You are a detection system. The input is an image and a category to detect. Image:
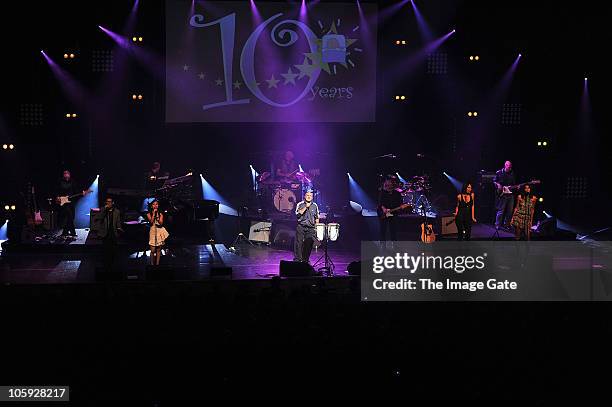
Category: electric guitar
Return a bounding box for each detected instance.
[32,186,43,225]
[496,179,541,196]
[56,189,92,206]
[25,184,43,226]
[378,203,410,218]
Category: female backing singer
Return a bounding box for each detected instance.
[454,183,477,240]
[511,184,537,240]
[147,200,169,265]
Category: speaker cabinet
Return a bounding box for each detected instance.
[279,260,314,277]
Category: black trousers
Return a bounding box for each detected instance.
[103,234,117,271]
[59,203,76,235]
[495,195,515,227]
[294,224,316,262]
[379,216,398,241]
[455,210,472,241]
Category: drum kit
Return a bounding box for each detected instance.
[257,169,318,214]
[398,175,434,216]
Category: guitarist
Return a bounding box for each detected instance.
[378,177,403,241]
[56,170,87,238]
[493,160,516,230]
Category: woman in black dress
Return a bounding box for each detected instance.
[454,183,477,240]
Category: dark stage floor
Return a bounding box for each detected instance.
[0,241,357,285]
[0,222,566,286]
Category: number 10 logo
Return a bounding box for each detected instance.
[190,12,322,110]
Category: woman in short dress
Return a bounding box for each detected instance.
[511,184,537,240]
[147,200,169,265]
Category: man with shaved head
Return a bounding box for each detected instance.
[493,160,517,229]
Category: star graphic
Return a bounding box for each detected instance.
[280,68,299,85]
[294,57,318,79]
[198,72,206,80]
[265,74,280,88]
[314,22,358,70]
[248,81,261,88]
[183,64,190,71]
[215,79,223,86]
[305,52,331,74]
[233,80,242,89]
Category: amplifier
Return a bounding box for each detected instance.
[440,215,458,235]
[249,221,272,243]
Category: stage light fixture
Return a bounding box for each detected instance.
[69,53,75,59]
[427,52,448,75]
[3,205,8,211]
[537,141,542,146]
[132,36,137,42]
[132,94,137,100]
[92,49,114,73]
[564,176,588,199]
[66,113,71,118]
[63,53,69,59]
[137,94,143,100]
[10,205,16,210]
[138,37,143,42]
[502,103,521,125]
[72,113,77,118]
[2,144,7,150]
[9,144,14,150]
[539,197,544,203]
[19,103,44,127]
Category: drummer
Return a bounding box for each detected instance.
[276,150,299,182]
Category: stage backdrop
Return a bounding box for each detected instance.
[165,1,377,123]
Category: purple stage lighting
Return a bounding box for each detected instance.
[40,50,90,108]
[411,0,434,41]
[250,0,263,26]
[377,0,410,24]
[99,25,130,48]
[299,0,307,21]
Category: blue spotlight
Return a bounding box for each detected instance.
[200,174,237,216]
[0,219,8,241]
[396,172,407,184]
[347,173,376,213]
[249,165,259,192]
[443,172,463,192]
[75,175,99,228]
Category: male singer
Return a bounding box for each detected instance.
[294,190,319,263]
[95,197,123,271]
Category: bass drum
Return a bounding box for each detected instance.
[273,188,296,213]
